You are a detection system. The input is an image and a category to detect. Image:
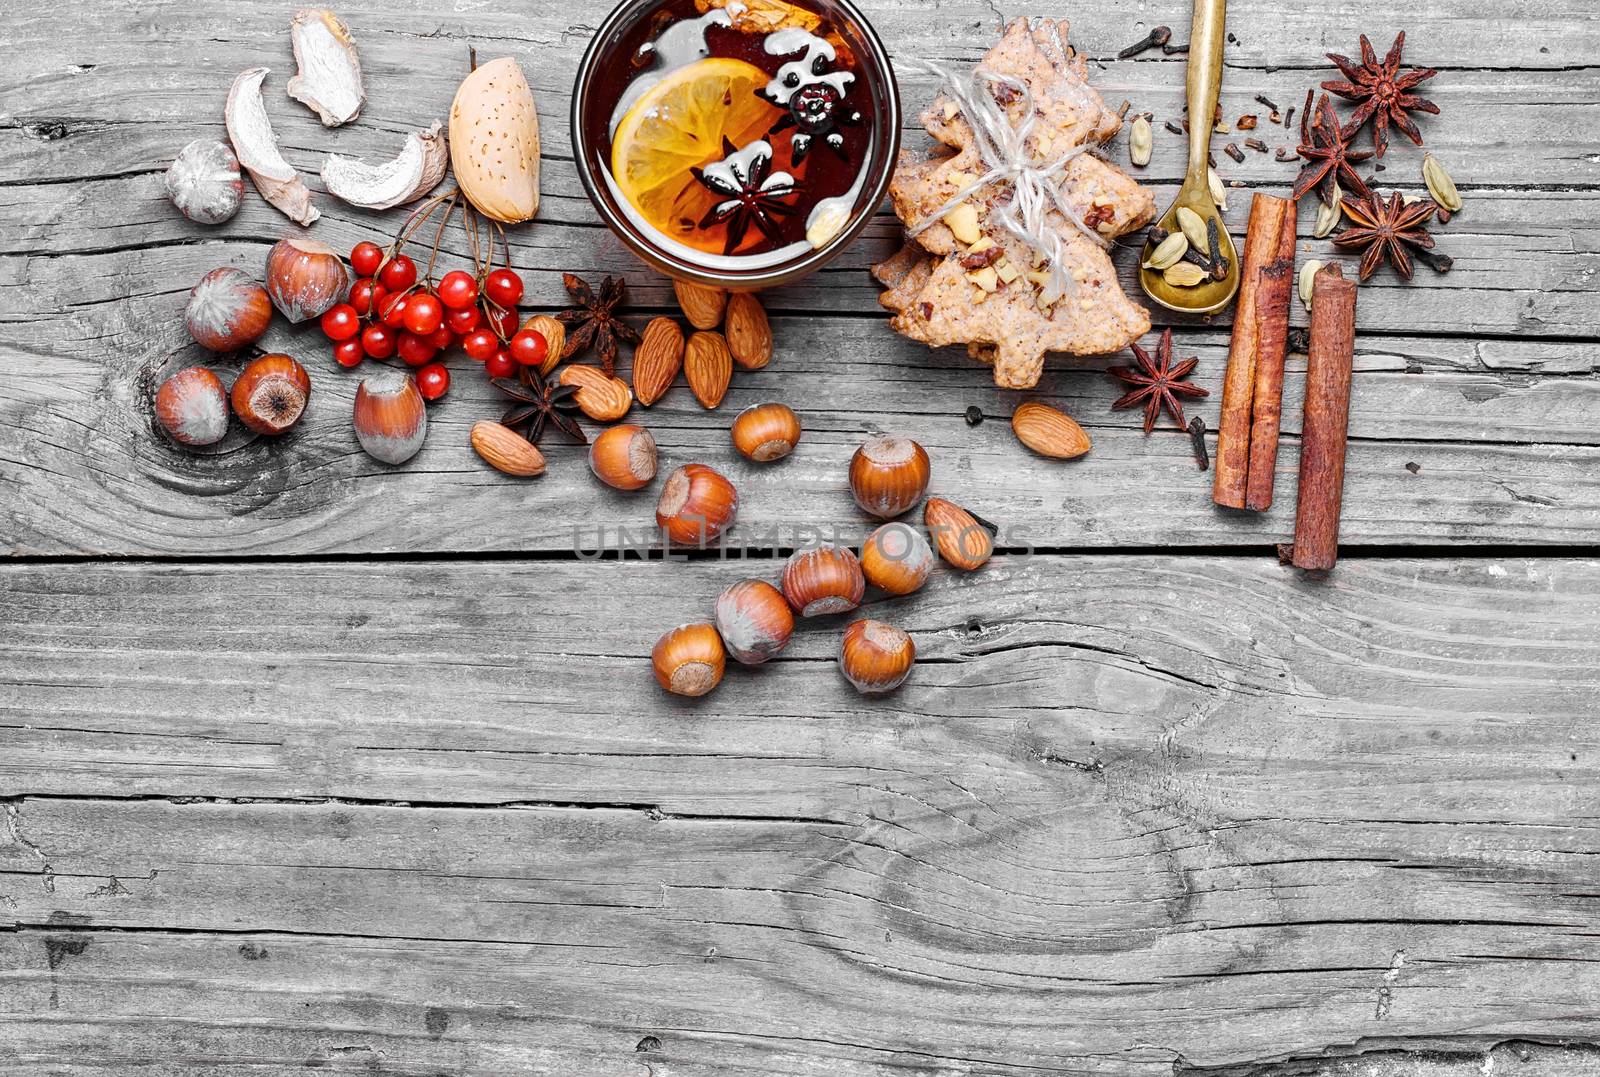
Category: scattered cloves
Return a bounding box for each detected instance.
[1224,143,1245,163]
[1117,25,1171,59]
[1414,248,1454,274]
[1188,416,1210,470]
[1245,137,1268,153]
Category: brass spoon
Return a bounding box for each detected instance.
[1138,0,1239,315]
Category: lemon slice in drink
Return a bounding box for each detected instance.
[611,58,781,247]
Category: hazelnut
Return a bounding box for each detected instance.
[185,267,272,352]
[652,623,726,697]
[230,354,310,435]
[860,522,934,596]
[839,619,915,695]
[714,580,794,665]
[165,138,243,225]
[353,370,427,465]
[782,545,865,618]
[154,367,229,447]
[265,236,349,323]
[848,435,930,519]
[656,464,738,546]
[731,403,802,463]
[589,424,658,491]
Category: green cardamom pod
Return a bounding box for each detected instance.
[1142,231,1189,270]
[1176,206,1210,252]
[1163,261,1208,288]
[1129,116,1153,167]
[1298,259,1324,312]
[1207,170,1227,212]
[1422,153,1462,212]
[1312,185,1341,239]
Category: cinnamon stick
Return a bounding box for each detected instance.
[1243,238,1296,509]
[1212,193,1297,510]
[1291,263,1358,571]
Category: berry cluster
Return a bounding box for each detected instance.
[318,238,551,403]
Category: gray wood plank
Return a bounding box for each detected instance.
[4,0,1597,556]
[4,314,1598,555]
[3,554,1597,814]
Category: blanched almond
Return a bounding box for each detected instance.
[558,365,633,422]
[470,421,546,477]
[673,280,728,330]
[725,292,773,370]
[632,316,685,406]
[685,331,733,410]
[1011,401,1091,459]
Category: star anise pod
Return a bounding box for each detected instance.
[1323,32,1439,158]
[491,365,587,445]
[1107,329,1210,434]
[554,274,640,376]
[1293,94,1373,205]
[1334,190,1436,280]
[691,137,802,256]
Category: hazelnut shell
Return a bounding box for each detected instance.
[714,580,795,665]
[154,367,230,447]
[782,546,865,618]
[849,435,930,519]
[230,354,310,436]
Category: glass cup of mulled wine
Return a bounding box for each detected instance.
[572,0,900,291]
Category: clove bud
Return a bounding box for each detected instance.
[1117,25,1171,59]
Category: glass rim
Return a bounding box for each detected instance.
[570,0,902,291]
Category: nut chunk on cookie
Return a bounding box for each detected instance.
[872,18,1154,389]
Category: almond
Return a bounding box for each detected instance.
[1010,401,1091,459]
[632,316,685,407]
[724,292,773,370]
[924,497,993,571]
[521,314,566,375]
[470,420,546,477]
[558,365,633,422]
[673,279,728,330]
[684,331,733,410]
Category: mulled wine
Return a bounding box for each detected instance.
[573,0,899,287]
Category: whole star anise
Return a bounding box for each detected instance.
[1323,32,1439,158]
[554,274,640,376]
[492,365,587,445]
[1293,94,1373,204]
[691,137,802,255]
[1107,329,1210,434]
[1334,190,1436,280]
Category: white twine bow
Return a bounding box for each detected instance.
[902,57,1108,305]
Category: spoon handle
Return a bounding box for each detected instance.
[1185,0,1228,189]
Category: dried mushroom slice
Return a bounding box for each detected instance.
[286,8,365,127]
[225,67,319,226]
[322,122,449,210]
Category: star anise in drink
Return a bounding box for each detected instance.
[1292,94,1373,204]
[554,274,640,376]
[691,137,802,255]
[1107,329,1209,434]
[1323,32,1439,158]
[492,365,587,445]
[1334,190,1436,280]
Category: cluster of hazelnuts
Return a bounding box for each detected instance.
[651,431,997,699]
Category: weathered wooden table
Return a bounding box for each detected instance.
[4,1,1599,1073]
